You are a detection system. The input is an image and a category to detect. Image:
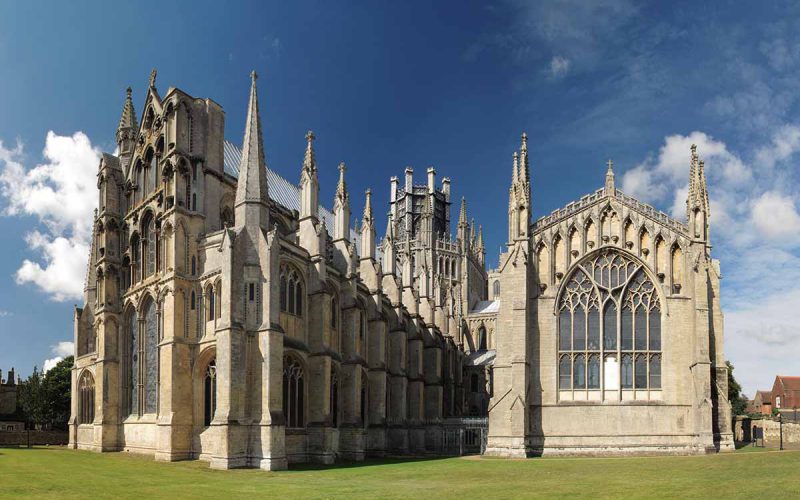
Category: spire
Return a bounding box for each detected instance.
[477,225,484,248]
[299,130,319,219]
[470,218,476,246]
[333,162,350,241]
[605,159,616,194]
[458,197,468,227]
[519,132,529,182]
[361,189,376,260]
[508,132,531,244]
[149,68,157,88]
[512,151,519,183]
[116,87,137,166]
[335,162,348,205]
[234,70,269,230]
[117,87,137,136]
[686,144,710,242]
[362,188,373,225]
[303,130,316,173]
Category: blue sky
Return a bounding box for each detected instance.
[1,1,799,396]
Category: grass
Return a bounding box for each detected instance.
[0,446,798,499]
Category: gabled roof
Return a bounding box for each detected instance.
[777,376,800,392]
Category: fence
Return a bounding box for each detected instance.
[442,417,488,456]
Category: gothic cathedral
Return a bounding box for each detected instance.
[69,71,734,468]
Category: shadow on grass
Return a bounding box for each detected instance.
[289,455,463,471]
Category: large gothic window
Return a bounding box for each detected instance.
[557,250,662,397]
[143,299,159,413]
[78,371,95,424]
[128,298,159,416]
[283,355,305,429]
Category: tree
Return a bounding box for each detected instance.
[726,360,748,416]
[42,356,73,430]
[18,367,45,428]
[18,356,74,430]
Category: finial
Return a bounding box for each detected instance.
[149,68,157,88]
[338,161,346,174]
[607,159,614,173]
[126,87,132,97]
[250,70,258,83]
[305,130,315,143]
[521,132,528,148]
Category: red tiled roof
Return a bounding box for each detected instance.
[777,376,800,392]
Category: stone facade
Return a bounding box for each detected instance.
[70,71,734,468]
[0,367,24,431]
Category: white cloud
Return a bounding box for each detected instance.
[42,341,74,374]
[0,131,100,301]
[42,357,62,373]
[754,124,800,169]
[751,191,800,240]
[548,56,571,78]
[0,310,11,317]
[52,341,74,358]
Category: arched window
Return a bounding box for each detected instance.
[330,367,339,428]
[78,371,95,424]
[478,326,487,351]
[283,355,305,429]
[215,281,222,320]
[557,249,662,396]
[190,255,196,276]
[279,264,304,316]
[143,298,158,414]
[130,234,140,283]
[142,214,156,278]
[207,286,215,321]
[203,360,216,426]
[190,291,196,310]
[493,280,501,300]
[330,297,338,329]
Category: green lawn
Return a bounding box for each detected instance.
[0,446,797,499]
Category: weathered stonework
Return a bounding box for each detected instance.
[70,72,734,468]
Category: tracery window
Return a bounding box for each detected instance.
[493,280,500,300]
[283,355,305,429]
[557,249,662,396]
[78,371,95,424]
[203,359,216,426]
[279,265,304,316]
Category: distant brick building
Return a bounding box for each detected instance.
[751,390,772,415]
[771,376,800,413]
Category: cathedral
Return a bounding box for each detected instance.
[69,70,734,469]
